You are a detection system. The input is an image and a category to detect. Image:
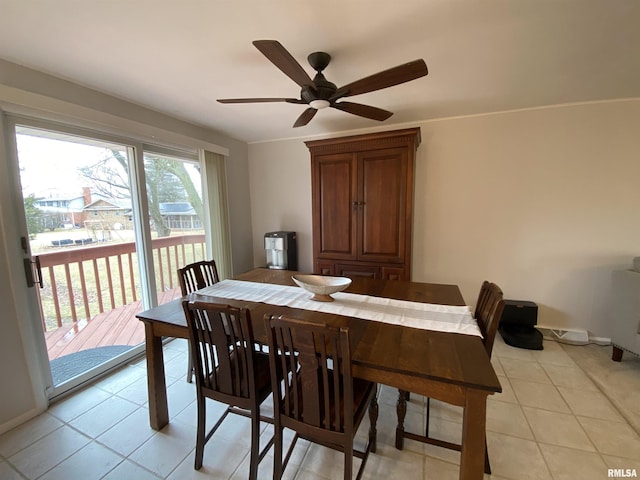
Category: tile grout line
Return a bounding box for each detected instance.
[3,338,638,479]
[525,349,604,476]
[558,343,640,438]
[495,341,602,478]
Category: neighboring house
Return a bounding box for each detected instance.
[159,202,201,230]
[83,198,202,232]
[83,198,134,231]
[34,187,108,229]
[34,194,83,229]
[34,189,201,233]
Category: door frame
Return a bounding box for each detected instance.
[2,113,202,400]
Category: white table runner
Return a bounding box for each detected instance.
[197,279,482,337]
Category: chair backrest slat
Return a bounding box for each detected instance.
[178,260,220,295]
[298,328,322,426]
[474,280,491,324]
[474,281,505,357]
[265,315,353,434]
[183,300,256,399]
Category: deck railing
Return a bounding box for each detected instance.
[36,234,205,331]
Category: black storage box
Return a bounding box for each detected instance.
[501,300,538,327]
[498,300,543,350]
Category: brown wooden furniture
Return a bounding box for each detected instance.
[178,259,220,382]
[475,281,505,357]
[306,128,421,281]
[396,281,505,475]
[182,300,273,477]
[136,268,501,480]
[264,315,378,480]
[178,259,220,295]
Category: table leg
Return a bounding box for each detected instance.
[612,346,624,362]
[395,389,407,449]
[459,389,488,480]
[368,392,378,453]
[144,322,169,430]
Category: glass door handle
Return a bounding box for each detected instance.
[24,256,44,288]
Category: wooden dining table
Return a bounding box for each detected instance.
[136,268,501,480]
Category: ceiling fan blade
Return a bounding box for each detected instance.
[333,59,428,99]
[331,101,393,121]
[253,40,314,88]
[217,98,303,104]
[293,108,318,128]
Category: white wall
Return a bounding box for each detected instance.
[248,100,640,338]
[225,142,254,276]
[248,139,313,271]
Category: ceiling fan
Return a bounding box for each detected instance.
[217,40,428,128]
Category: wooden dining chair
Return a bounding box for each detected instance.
[178,259,220,382]
[474,281,503,358]
[182,300,273,478]
[397,281,505,474]
[264,314,378,480]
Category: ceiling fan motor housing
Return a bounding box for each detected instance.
[301,52,337,104]
[301,74,337,103]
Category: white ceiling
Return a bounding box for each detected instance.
[1,0,639,143]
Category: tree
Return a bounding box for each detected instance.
[23,194,44,237]
[163,161,203,220]
[79,150,202,237]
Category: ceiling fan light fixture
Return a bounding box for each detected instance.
[309,99,330,110]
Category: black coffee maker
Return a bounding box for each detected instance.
[264,231,297,270]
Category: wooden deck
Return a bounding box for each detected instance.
[45,288,183,360]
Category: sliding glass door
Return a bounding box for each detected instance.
[142,150,205,306]
[7,118,207,397]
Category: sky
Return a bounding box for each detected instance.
[16,130,122,199]
[15,128,202,201]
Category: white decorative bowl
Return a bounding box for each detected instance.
[291,274,352,302]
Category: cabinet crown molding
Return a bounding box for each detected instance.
[305,128,421,155]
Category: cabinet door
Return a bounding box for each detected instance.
[312,154,358,260]
[357,147,408,263]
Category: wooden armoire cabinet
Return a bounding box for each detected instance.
[306,128,421,281]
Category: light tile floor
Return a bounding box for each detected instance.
[1,335,639,479]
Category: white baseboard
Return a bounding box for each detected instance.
[536,326,611,346]
[0,406,45,436]
[587,336,611,346]
[537,326,589,345]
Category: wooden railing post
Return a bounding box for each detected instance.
[36,234,205,331]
